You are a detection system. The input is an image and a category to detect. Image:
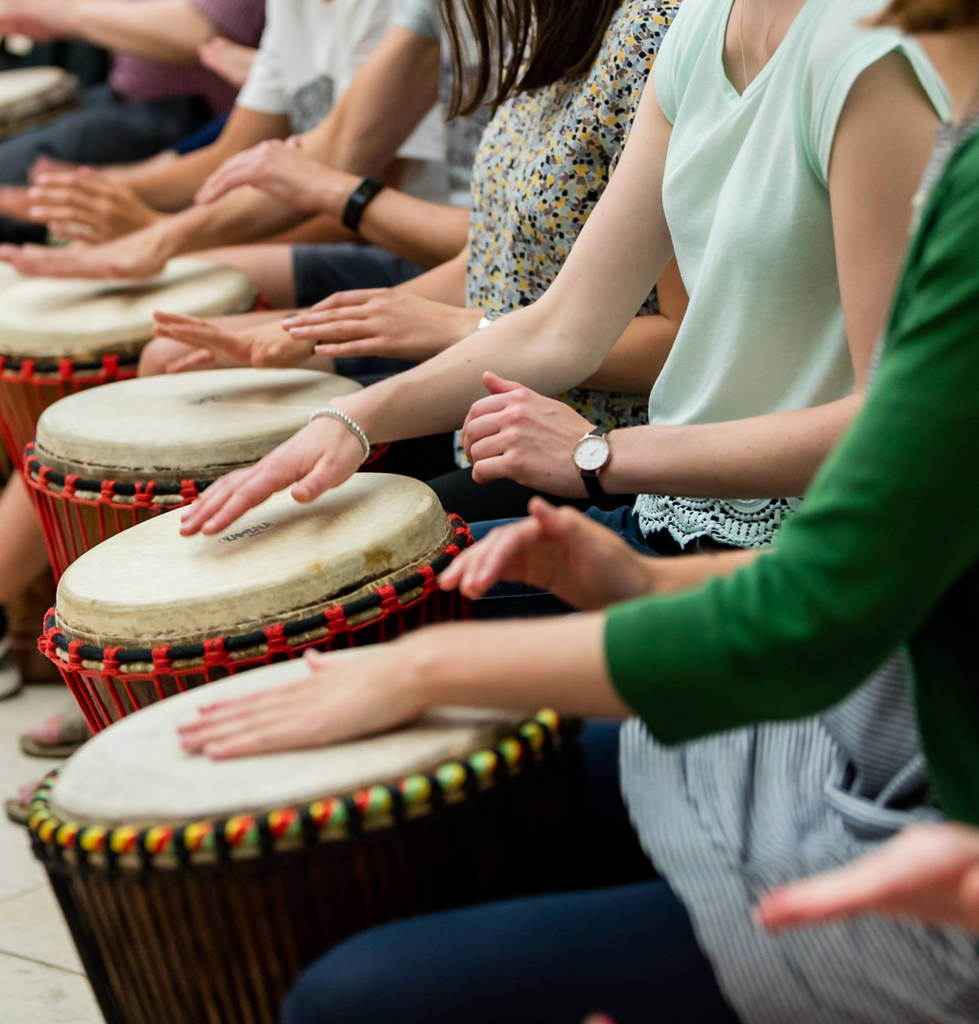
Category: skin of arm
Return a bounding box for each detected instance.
[462,51,942,500]
[0,25,443,277]
[178,52,937,534]
[175,508,755,758]
[0,0,217,60]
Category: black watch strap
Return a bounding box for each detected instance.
[580,427,608,501]
[341,176,385,232]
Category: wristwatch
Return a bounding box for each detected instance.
[573,427,612,500]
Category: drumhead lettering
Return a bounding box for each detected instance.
[187,394,224,405]
[221,522,274,544]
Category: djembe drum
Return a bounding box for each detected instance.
[0,66,78,139]
[0,258,254,468]
[27,657,581,1024]
[40,475,472,729]
[23,367,363,576]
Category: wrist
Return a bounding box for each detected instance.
[324,170,361,220]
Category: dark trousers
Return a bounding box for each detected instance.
[280,723,740,1024]
[0,83,211,241]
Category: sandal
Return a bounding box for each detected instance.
[4,779,42,827]
[19,704,91,758]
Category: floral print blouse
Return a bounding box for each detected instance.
[466,0,678,433]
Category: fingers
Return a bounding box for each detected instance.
[289,289,385,318]
[292,451,345,503]
[166,347,217,374]
[0,242,113,278]
[438,517,542,598]
[152,311,250,362]
[482,369,525,395]
[195,158,256,206]
[286,313,373,342]
[313,338,387,359]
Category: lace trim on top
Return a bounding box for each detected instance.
[633,493,803,549]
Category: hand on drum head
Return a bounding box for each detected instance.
[25,168,159,243]
[179,414,364,535]
[0,226,169,279]
[154,311,314,371]
[437,497,656,609]
[755,823,979,934]
[177,647,426,759]
[282,288,483,363]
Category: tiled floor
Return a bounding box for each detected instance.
[0,684,103,1023]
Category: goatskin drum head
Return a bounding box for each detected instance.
[56,474,453,646]
[49,654,521,825]
[0,258,254,358]
[34,367,362,479]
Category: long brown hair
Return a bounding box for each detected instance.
[440,0,623,116]
[873,0,979,31]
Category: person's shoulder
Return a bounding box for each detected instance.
[801,0,938,102]
[598,0,681,76]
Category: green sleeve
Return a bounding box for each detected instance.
[606,136,979,744]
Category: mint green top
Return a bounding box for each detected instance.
[607,130,979,828]
[633,0,949,548]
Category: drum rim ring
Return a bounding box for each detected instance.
[26,709,573,870]
[40,516,473,670]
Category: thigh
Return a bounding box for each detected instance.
[292,242,422,307]
[196,244,297,308]
[282,880,740,1024]
[0,90,205,182]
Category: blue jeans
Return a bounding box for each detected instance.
[281,722,739,1024]
[470,506,655,619]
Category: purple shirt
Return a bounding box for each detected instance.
[109,0,266,115]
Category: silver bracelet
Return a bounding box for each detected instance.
[308,407,371,465]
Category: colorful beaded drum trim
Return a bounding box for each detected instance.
[0,351,142,378]
[25,443,211,508]
[28,710,571,869]
[40,516,472,674]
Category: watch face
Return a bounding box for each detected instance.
[574,434,610,472]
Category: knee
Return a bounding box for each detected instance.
[280,925,415,1024]
[138,337,183,377]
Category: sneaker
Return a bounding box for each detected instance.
[0,632,22,700]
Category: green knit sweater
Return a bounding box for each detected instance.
[606,131,979,827]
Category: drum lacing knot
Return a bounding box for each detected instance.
[417,564,437,595]
[202,637,227,670]
[179,478,200,503]
[263,623,289,657]
[132,483,155,510]
[151,646,173,674]
[323,605,348,639]
[66,640,85,671]
[378,583,401,615]
[38,463,59,492]
[101,646,122,676]
[99,479,115,503]
[102,353,119,379]
[57,358,73,382]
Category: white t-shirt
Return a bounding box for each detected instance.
[238,0,445,190]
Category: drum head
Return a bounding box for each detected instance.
[49,654,522,825]
[0,66,76,124]
[0,258,254,358]
[56,475,453,646]
[34,368,363,479]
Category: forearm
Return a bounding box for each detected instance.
[396,247,470,304]
[408,615,630,720]
[294,165,471,268]
[129,109,291,211]
[601,393,863,498]
[581,312,676,393]
[305,26,440,175]
[70,0,214,61]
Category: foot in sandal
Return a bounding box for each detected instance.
[19,703,91,758]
